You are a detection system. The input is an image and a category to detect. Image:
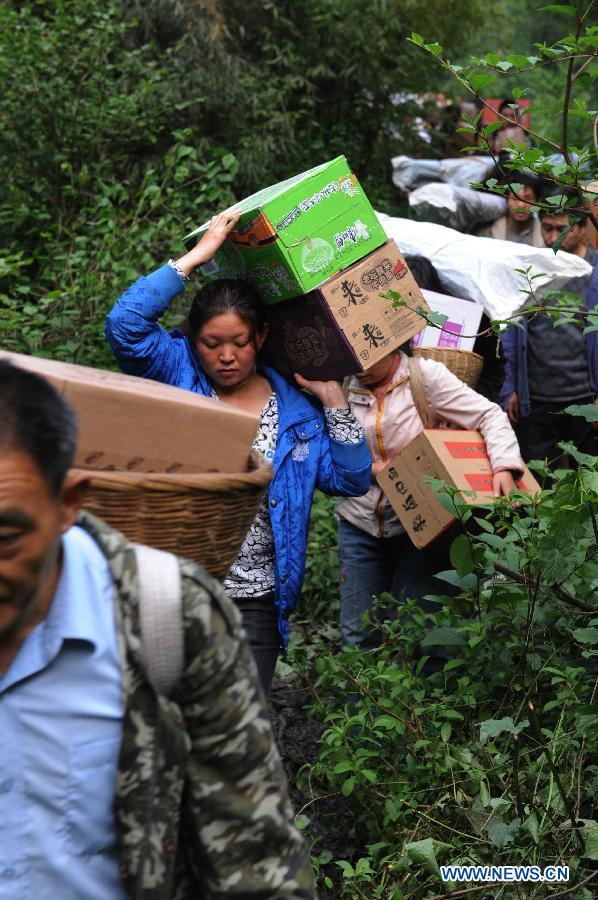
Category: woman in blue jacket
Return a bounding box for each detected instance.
[106,212,371,693]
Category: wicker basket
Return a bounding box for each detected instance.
[76,453,272,580]
[412,347,484,388]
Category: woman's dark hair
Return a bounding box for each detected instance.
[499,168,543,198]
[186,278,266,345]
[403,254,444,293]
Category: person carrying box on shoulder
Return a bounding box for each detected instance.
[338,345,524,650]
[105,212,371,694]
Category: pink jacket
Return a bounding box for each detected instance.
[337,353,524,538]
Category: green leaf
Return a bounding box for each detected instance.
[443,658,466,671]
[295,814,310,830]
[439,709,465,720]
[420,626,466,649]
[479,533,507,550]
[482,120,505,136]
[361,769,378,783]
[479,717,529,745]
[426,310,449,328]
[426,42,443,57]
[496,60,513,71]
[572,627,598,645]
[488,817,521,847]
[524,812,540,845]
[480,781,491,806]
[563,403,598,423]
[404,839,440,876]
[557,440,597,467]
[450,534,475,577]
[410,32,424,46]
[540,4,577,15]
[581,820,598,860]
[440,723,452,743]
[336,859,355,877]
[507,54,531,67]
[354,857,372,876]
[342,777,356,797]
[469,73,496,91]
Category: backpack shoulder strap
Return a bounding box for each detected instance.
[407,356,434,429]
[134,543,184,697]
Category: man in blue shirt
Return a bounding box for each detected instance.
[0,360,316,899]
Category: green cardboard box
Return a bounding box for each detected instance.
[182,156,387,303]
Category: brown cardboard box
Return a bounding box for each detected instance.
[261,240,430,380]
[377,429,541,548]
[0,351,258,474]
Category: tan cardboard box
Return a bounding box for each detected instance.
[262,240,430,380]
[0,351,258,474]
[377,429,541,549]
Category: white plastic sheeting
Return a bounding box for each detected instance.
[377,212,592,322]
[409,183,506,230]
[391,155,497,192]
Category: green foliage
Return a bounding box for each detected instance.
[145,0,487,206]
[300,461,598,897]
[0,1,237,364]
[409,1,597,204]
[0,0,497,365]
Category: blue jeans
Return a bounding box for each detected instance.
[338,517,452,649]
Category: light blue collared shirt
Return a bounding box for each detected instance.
[0,525,127,900]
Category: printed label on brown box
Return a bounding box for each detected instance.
[377,430,540,548]
[322,242,429,367]
[262,240,429,380]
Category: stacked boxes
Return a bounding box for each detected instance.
[261,241,430,380]
[184,156,429,378]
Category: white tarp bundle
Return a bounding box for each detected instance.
[391,155,497,193]
[376,212,592,322]
[409,183,506,230]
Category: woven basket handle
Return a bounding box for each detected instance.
[407,356,434,429]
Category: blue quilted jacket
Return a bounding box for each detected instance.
[106,265,371,647]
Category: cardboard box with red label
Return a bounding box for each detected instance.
[377,429,541,548]
[261,240,430,380]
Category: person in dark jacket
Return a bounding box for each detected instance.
[500,196,597,468]
[106,212,371,693]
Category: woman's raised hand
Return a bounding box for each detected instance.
[196,211,241,263]
[175,210,240,278]
[294,374,349,409]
